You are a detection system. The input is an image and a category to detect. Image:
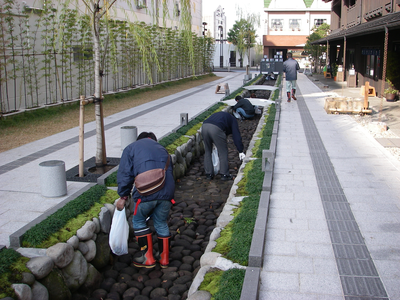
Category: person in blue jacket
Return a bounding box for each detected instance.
[283,52,300,102]
[201,111,245,180]
[116,131,174,268]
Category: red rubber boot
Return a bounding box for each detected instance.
[133,233,156,268]
[157,236,170,268]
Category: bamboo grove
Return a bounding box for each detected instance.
[0,0,215,114]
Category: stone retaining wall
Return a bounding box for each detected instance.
[11,197,132,300]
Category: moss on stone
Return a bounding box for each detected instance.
[199,269,223,296]
[36,189,118,248]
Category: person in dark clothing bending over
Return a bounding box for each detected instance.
[201,111,245,181]
[282,52,300,102]
[116,132,174,269]
[233,96,255,120]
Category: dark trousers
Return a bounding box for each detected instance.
[202,123,229,176]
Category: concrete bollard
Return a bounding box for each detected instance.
[180,113,188,126]
[39,160,67,197]
[121,126,137,150]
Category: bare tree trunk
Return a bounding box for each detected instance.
[93,3,107,167]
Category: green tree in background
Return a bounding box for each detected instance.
[227,15,258,68]
[304,23,330,73]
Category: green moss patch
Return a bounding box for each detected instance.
[0,248,30,298]
[21,185,110,248]
[199,268,245,300]
[37,189,119,248]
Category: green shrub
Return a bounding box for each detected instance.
[21,185,108,247]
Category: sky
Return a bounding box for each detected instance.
[202,0,265,43]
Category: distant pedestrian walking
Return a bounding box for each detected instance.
[283,52,300,102]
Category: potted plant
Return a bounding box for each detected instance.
[384,79,398,102]
[331,63,338,80]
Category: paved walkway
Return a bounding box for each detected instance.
[259,74,400,299]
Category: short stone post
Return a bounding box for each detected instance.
[180,113,188,126]
[121,126,137,151]
[39,160,67,197]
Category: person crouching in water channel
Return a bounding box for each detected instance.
[116,131,174,268]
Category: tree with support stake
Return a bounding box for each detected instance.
[61,0,195,169]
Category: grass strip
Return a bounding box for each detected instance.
[199,268,245,300]
[21,185,108,247]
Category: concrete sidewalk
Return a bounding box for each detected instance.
[0,71,245,248]
[259,73,400,299]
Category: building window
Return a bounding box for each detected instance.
[289,19,301,31]
[362,48,380,81]
[314,19,326,27]
[271,19,283,30]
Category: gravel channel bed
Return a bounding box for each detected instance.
[79,113,263,300]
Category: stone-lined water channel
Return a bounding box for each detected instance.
[74,112,263,300]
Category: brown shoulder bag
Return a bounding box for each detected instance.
[135,155,170,196]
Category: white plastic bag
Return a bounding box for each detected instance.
[109,208,129,256]
[212,144,220,175]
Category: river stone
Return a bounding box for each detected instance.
[31,281,49,300]
[110,282,128,295]
[182,256,195,265]
[76,221,96,241]
[161,271,179,281]
[175,147,184,164]
[91,289,107,299]
[79,263,103,294]
[46,243,74,268]
[61,250,88,291]
[26,256,54,279]
[123,287,140,298]
[84,239,97,262]
[78,242,89,255]
[39,269,72,300]
[171,154,177,165]
[188,290,212,300]
[104,203,115,218]
[150,287,167,298]
[92,217,101,233]
[90,233,110,270]
[101,277,116,292]
[174,275,192,285]
[186,151,193,166]
[67,235,79,249]
[21,272,35,285]
[169,283,187,295]
[99,206,112,233]
[12,283,32,300]
[144,277,161,288]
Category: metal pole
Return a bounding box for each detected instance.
[379,26,389,121]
